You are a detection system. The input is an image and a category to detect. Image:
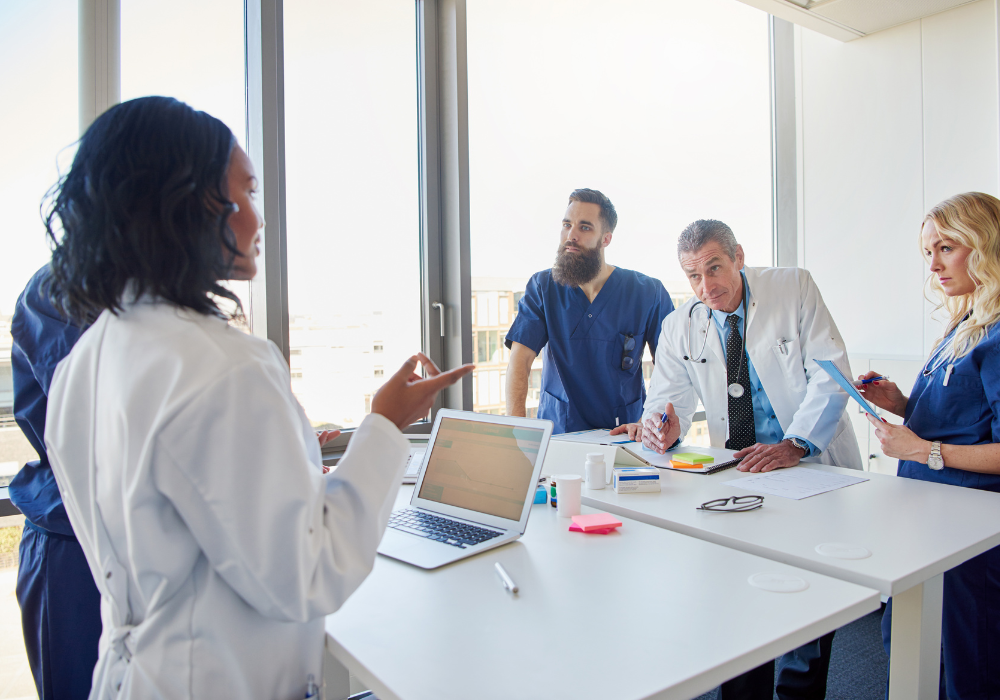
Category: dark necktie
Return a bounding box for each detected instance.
[725,314,756,451]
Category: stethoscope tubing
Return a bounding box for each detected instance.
[684,280,749,390]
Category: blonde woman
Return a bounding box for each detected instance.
[862,191,1000,699]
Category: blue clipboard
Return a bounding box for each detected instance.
[815,359,883,419]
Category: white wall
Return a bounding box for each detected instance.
[794,0,999,467]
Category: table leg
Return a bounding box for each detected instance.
[324,636,351,700]
[888,574,943,700]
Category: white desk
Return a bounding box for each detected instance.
[547,440,1000,700]
[324,488,879,700]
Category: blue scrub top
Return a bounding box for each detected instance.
[9,265,85,536]
[901,322,1000,491]
[505,267,674,434]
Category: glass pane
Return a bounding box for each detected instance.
[121,0,251,320]
[467,0,771,432]
[284,0,420,430]
[0,0,77,482]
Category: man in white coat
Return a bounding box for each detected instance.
[612,219,861,700]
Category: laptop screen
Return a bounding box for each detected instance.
[416,417,545,521]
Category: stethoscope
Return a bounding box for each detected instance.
[683,278,749,399]
[921,313,969,387]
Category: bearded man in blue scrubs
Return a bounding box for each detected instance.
[504,189,674,433]
[10,265,101,699]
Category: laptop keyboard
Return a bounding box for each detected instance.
[388,509,504,549]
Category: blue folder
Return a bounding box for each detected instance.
[815,359,882,419]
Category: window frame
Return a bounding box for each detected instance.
[77,0,785,455]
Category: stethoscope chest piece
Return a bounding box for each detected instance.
[728,383,745,399]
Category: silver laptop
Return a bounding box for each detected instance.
[378,409,553,569]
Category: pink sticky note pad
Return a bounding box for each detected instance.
[571,513,623,532]
[569,523,617,534]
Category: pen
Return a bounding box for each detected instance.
[494,562,518,594]
[854,375,888,386]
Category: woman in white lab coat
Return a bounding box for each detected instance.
[41,96,472,700]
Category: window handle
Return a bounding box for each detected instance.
[432,302,445,337]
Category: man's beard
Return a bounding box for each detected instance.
[551,241,602,286]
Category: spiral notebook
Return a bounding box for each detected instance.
[619,446,745,474]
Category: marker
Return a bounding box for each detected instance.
[495,562,518,594]
[854,375,888,387]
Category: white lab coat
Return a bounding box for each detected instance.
[45,300,410,700]
[644,266,863,470]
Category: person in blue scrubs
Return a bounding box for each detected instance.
[10,264,101,700]
[864,191,1000,700]
[504,188,674,433]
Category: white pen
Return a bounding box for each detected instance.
[494,562,518,594]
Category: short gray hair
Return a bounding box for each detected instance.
[677,219,739,261]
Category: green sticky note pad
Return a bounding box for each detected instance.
[671,452,714,464]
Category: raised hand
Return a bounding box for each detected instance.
[371,353,475,430]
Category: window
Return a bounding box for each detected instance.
[467,0,772,422]
[120,0,252,321]
[284,0,420,430]
[0,0,78,479]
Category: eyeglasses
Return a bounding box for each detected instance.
[697,495,764,512]
[621,334,636,370]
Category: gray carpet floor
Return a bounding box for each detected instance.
[693,606,889,700]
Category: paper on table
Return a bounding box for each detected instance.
[402,447,427,484]
[554,429,633,445]
[724,467,869,500]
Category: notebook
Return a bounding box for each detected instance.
[619,445,744,474]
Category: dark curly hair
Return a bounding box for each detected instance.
[44,96,242,325]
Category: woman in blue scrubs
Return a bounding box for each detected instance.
[863,191,1000,699]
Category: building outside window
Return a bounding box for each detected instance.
[284,0,421,430]
[467,0,770,439]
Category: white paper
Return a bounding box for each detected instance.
[402,447,427,484]
[554,429,634,446]
[724,467,869,500]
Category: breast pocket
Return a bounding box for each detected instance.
[771,338,807,394]
[617,331,645,375]
[926,371,986,426]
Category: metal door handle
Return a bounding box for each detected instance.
[432,302,445,337]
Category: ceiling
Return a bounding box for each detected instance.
[736,0,984,41]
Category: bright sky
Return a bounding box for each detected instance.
[1,0,771,320]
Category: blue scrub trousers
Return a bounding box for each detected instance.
[882,544,1000,700]
[16,520,102,700]
[775,632,836,699]
[718,633,834,700]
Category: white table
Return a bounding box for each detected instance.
[546,440,1000,699]
[324,487,879,700]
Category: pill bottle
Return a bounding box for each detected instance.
[550,478,557,508]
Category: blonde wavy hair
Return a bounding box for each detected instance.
[924,192,1000,359]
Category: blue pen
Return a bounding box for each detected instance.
[854,375,888,386]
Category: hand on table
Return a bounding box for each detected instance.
[857,370,907,417]
[867,413,930,462]
[734,440,806,472]
[371,352,475,430]
[609,422,641,441]
[637,403,680,455]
